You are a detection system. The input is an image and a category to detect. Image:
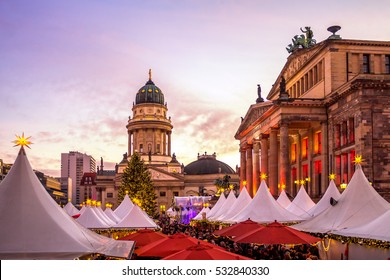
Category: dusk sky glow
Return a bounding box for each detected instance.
[1,0,390,177]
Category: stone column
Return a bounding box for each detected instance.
[168,131,172,156]
[260,134,269,179]
[279,122,290,195]
[162,130,166,155]
[253,141,260,196]
[133,130,138,153]
[240,146,247,191]
[246,144,253,197]
[128,131,132,156]
[321,121,329,195]
[269,128,278,196]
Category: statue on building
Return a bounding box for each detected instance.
[256,84,264,103]
[286,26,316,53]
[278,76,289,100]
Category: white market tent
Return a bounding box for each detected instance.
[208,190,237,221]
[75,206,112,229]
[306,180,341,218]
[114,194,134,220]
[333,209,390,242]
[204,192,226,219]
[293,165,390,234]
[276,189,292,209]
[94,206,117,226]
[218,187,252,222]
[192,207,210,220]
[0,147,134,259]
[104,207,122,223]
[113,204,158,229]
[228,180,302,224]
[63,201,79,217]
[286,185,316,219]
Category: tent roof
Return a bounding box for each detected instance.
[228,180,302,224]
[0,148,134,259]
[114,194,134,219]
[104,207,121,223]
[286,185,315,219]
[63,201,79,217]
[306,180,341,218]
[276,189,291,209]
[113,204,158,229]
[208,190,237,221]
[204,192,226,218]
[218,187,252,222]
[293,165,390,234]
[333,209,390,241]
[75,206,111,229]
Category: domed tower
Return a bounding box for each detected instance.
[126,70,173,164]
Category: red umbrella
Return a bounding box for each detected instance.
[162,243,252,260]
[135,233,223,258]
[118,229,167,247]
[233,221,321,245]
[213,219,264,237]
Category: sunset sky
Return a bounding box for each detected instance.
[1,0,390,177]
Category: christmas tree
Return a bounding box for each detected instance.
[118,152,157,217]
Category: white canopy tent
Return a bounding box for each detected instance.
[286,185,316,219]
[75,206,112,229]
[63,201,79,217]
[104,207,122,223]
[203,192,226,219]
[333,209,390,242]
[208,190,237,221]
[218,187,252,222]
[228,180,302,224]
[192,207,210,220]
[114,194,134,220]
[293,165,390,234]
[276,189,291,209]
[0,147,134,259]
[113,204,159,229]
[306,180,341,218]
[94,206,117,226]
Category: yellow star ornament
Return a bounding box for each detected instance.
[353,155,363,165]
[13,133,32,149]
[329,173,336,180]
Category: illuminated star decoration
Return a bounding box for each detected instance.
[353,155,363,165]
[13,133,32,149]
[329,173,336,180]
[260,173,268,180]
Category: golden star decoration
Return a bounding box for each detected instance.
[13,133,32,149]
[353,155,363,165]
[329,173,336,180]
[260,173,268,180]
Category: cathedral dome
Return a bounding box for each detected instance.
[184,153,235,175]
[135,69,165,105]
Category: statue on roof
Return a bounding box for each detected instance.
[286,26,316,53]
[256,84,264,103]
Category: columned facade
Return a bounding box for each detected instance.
[235,38,390,201]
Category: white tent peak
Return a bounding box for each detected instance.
[0,148,134,259]
[293,165,390,233]
[307,180,341,218]
[276,189,292,209]
[114,194,134,219]
[208,190,237,221]
[228,180,302,223]
[286,185,316,219]
[218,186,252,222]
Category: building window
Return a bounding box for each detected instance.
[159,191,166,197]
[349,150,356,180]
[342,121,348,146]
[173,191,179,197]
[107,192,113,198]
[348,118,355,144]
[363,54,370,73]
[314,132,322,155]
[335,155,341,185]
[335,124,341,148]
[302,137,308,160]
[139,144,143,153]
[291,143,297,163]
[385,55,390,74]
[156,144,160,153]
[342,153,348,184]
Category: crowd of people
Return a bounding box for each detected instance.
[156,215,319,260]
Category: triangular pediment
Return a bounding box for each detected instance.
[148,166,184,181]
[235,102,274,138]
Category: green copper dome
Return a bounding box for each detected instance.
[135,70,165,105]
